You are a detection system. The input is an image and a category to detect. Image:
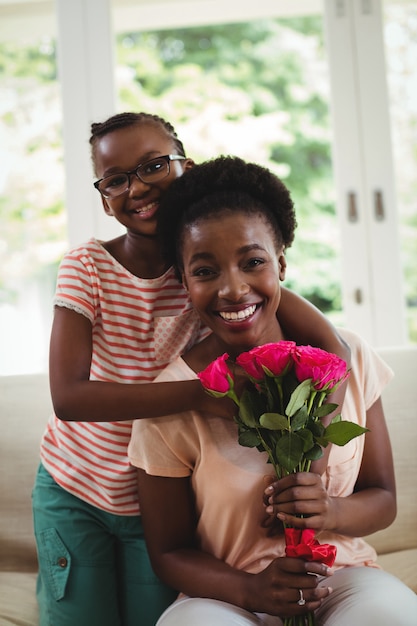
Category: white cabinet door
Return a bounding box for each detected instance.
[324,0,407,345]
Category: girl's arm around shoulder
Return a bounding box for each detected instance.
[136,469,332,617]
[49,306,232,422]
[278,287,350,363]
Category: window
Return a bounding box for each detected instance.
[383,0,417,341]
[0,33,66,374]
[115,16,343,322]
[0,0,415,376]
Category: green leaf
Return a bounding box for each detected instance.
[259,412,288,430]
[322,421,369,446]
[275,432,304,472]
[304,444,324,460]
[280,370,299,398]
[315,436,330,448]
[313,402,338,418]
[204,388,228,399]
[310,419,325,437]
[238,389,260,428]
[238,430,262,448]
[296,427,314,452]
[285,379,312,417]
[291,405,309,431]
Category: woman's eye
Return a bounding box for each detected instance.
[192,267,215,278]
[246,257,265,268]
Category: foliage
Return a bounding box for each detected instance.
[116,17,341,311]
[0,38,65,306]
[198,343,364,477]
[0,14,416,334]
[0,39,57,81]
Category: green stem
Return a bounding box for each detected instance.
[275,376,284,414]
[227,389,241,406]
[283,613,316,626]
[256,427,282,479]
[318,390,327,407]
[306,389,318,415]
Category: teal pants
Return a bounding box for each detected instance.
[32,464,178,626]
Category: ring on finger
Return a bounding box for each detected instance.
[297,589,306,606]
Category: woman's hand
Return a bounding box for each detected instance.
[245,556,333,617]
[137,470,334,618]
[263,398,397,538]
[263,472,337,532]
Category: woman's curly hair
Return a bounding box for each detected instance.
[157,155,297,275]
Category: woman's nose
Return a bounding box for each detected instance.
[218,271,250,301]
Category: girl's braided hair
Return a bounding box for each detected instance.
[157,155,297,276]
[89,112,186,167]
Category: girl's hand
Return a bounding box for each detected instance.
[263,472,336,532]
[199,393,237,419]
[246,556,332,617]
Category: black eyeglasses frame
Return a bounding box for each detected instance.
[93,154,186,198]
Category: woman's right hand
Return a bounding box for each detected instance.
[263,472,335,532]
[244,556,333,618]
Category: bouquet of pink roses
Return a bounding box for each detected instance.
[198,341,368,626]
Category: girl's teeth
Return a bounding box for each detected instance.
[135,202,156,214]
[219,305,256,321]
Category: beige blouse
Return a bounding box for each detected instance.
[128,328,393,572]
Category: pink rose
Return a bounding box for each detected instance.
[198,353,233,395]
[293,345,348,391]
[236,341,296,380]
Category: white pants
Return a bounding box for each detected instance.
[156,567,417,626]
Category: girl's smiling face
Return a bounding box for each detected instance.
[94,122,193,236]
[181,211,287,357]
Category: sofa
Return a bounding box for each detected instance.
[1,345,416,625]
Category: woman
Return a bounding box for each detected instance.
[128,156,417,625]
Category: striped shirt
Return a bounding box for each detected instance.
[40,238,206,515]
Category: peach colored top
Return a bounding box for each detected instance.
[128,328,393,572]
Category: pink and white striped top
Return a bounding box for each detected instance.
[40,238,206,515]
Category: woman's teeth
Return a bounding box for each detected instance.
[219,305,256,322]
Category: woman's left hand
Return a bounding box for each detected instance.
[263,472,336,532]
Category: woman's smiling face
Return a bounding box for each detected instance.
[181,211,287,356]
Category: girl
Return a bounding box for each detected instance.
[32,114,349,626]
[128,155,416,625]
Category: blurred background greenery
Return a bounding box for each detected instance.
[0,8,415,374]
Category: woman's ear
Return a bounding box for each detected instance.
[181,272,189,292]
[278,253,287,281]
